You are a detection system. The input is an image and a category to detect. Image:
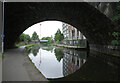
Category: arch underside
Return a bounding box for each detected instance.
[4,2,116,49]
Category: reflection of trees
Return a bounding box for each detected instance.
[26,48,31,54]
[54,48,64,62]
[32,48,39,56]
[26,46,40,56]
[41,46,54,53]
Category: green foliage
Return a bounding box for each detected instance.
[25,34,31,42]
[116,2,120,14]
[112,32,120,39]
[54,48,64,62]
[111,32,120,45]
[0,53,4,59]
[54,29,64,43]
[56,40,59,44]
[19,34,25,42]
[111,14,120,20]
[41,36,52,43]
[16,44,26,47]
[16,33,31,43]
[111,40,120,45]
[25,43,40,52]
[25,44,40,55]
[0,53,2,58]
[41,46,54,52]
[31,31,39,40]
[25,43,40,48]
[32,48,39,56]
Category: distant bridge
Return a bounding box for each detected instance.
[40,40,48,43]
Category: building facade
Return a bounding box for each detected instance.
[62,23,86,47]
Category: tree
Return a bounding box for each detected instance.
[24,34,31,42]
[54,29,64,43]
[16,33,31,43]
[32,48,39,56]
[41,36,52,44]
[31,31,39,40]
[19,33,25,42]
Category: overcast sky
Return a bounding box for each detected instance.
[23,21,63,39]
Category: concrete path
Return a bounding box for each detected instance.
[0,54,2,83]
[2,47,47,81]
[3,47,31,81]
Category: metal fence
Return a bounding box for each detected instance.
[64,39,87,48]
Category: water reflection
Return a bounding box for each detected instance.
[26,46,40,56]
[26,45,120,81]
[54,48,64,62]
[27,45,88,79]
[41,46,54,53]
[63,49,87,77]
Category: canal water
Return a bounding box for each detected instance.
[26,45,120,81]
[27,45,88,79]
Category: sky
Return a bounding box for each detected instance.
[23,21,63,39]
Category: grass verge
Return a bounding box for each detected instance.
[0,54,2,58]
[16,43,40,48]
[25,43,40,51]
[16,44,26,47]
[0,53,4,59]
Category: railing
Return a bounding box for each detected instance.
[63,39,87,48]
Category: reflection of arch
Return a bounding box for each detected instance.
[5,2,116,50]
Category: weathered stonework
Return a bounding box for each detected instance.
[4,2,119,56]
[90,44,120,56]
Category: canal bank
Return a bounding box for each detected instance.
[54,44,88,50]
[0,54,2,83]
[2,47,48,81]
[90,44,120,57]
[55,44,120,58]
[54,44,85,49]
[23,50,48,81]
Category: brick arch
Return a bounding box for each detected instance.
[4,2,116,49]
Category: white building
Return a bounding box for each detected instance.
[62,23,86,45]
